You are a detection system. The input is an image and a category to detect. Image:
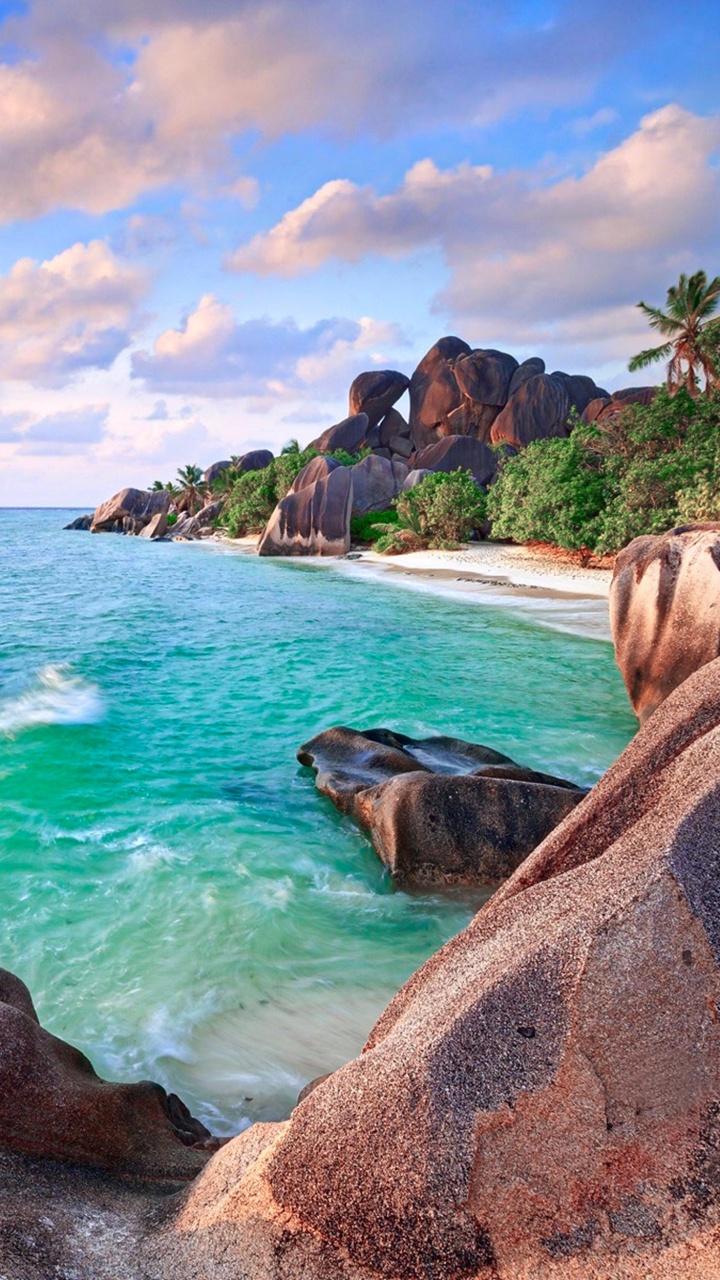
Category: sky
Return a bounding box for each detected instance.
[0,0,718,505]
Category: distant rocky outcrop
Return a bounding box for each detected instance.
[610,522,720,723]
[63,514,93,530]
[91,487,171,534]
[298,726,583,887]
[258,464,352,556]
[0,969,216,1181]
[204,451,274,486]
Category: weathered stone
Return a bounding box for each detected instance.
[169,513,201,539]
[387,434,413,459]
[63,513,93,530]
[204,459,232,485]
[507,356,545,397]
[354,771,584,887]
[206,451,273,485]
[378,407,410,448]
[413,434,496,486]
[490,373,571,449]
[349,370,410,427]
[288,455,341,494]
[91,488,171,533]
[402,467,431,491]
[138,511,168,540]
[391,460,409,490]
[581,395,612,423]
[610,523,720,723]
[550,371,602,416]
[350,455,404,515]
[195,499,225,526]
[0,969,214,1181]
[454,348,518,407]
[258,466,352,557]
[161,659,720,1280]
[308,413,369,456]
[408,336,471,450]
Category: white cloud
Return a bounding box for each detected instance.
[228,106,720,360]
[0,240,148,385]
[0,0,663,219]
[131,294,407,399]
[0,402,109,454]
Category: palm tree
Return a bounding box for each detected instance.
[175,464,205,514]
[629,270,720,396]
[280,437,301,455]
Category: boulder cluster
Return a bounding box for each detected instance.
[73,337,656,556]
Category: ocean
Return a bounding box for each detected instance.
[0,509,636,1134]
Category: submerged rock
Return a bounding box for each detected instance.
[298,726,582,886]
[158,658,720,1279]
[610,522,720,723]
[63,514,92,530]
[0,969,215,1181]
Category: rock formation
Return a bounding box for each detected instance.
[298,726,583,886]
[90,488,171,534]
[348,370,409,427]
[583,386,656,424]
[413,434,497,487]
[610,522,720,723]
[308,413,370,456]
[0,969,215,1181]
[258,464,352,556]
[490,373,572,449]
[149,657,720,1278]
[350,455,408,515]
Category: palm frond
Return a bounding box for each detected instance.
[636,301,682,335]
[628,342,673,372]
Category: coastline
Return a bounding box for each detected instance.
[223,537,614,643]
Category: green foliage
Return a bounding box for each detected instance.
[350,509,398,543]
[374,469,487,554]
[224,448,318,536]
[629,270,720,395]
[166,512,178,526]
[486,389,720,554]
[326,446,371,467]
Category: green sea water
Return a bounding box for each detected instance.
[0,509,636,1134]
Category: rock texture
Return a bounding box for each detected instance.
[309,413,369,456]
[258,465,352,557]
[490,373,571,449]
[583,386,656,425]
[152,657,720,1279]
[298,726,582,886]
[610,523,720,723]
[90,488,171,534]
[138,511,168,540]
[0,969,214,1181]
[349,370,409,427]
[413,434,497,487]
[408,336,471,449]
[63,514,92,530]
[350,455,406,515]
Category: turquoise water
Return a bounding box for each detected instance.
[0,510,636,1134]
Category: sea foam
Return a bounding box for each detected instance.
[0,664,104,736]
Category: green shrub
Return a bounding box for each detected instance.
[224,448,318,536]
[350,509,398,543]
[166,512,178,526]
[486,388,720,554]
[374,469,487,554]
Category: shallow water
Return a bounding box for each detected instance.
[0,510,636,1133]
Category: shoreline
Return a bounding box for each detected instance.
[222,537,614,643]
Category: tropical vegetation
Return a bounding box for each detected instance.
[372,470,487,553]
[628,270,720,395]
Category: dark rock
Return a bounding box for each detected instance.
[490,374,571,449]
[169,513,201,539]
[0,969,214,1181]
[408,337,471,450]
[91,488,171,534]
[195,499,225,526]
[454,348,518,407]
[581,396,612,424]
[349,370,409,427]
[507,356,546,397]
[204,459,232,486]
[288,456,341,494]
[378,407,410,448]
[610,523,720,723]
[236,449,274,473]
[138,512,168,540]
[63,514,92,531]
[413,434,496,487]
[401,468,431,491]
[258,466,352,557]
[309,413,369,456]
[350,456,403,515]
[550,371,601,417]
[354,771,584,888]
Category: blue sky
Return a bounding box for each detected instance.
[0,0,718,504]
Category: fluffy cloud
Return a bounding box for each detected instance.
[0,240,147,385]
[0,0,664,219]
[0,403,109,454]
[131,294,406,399]
[229,106,720,352]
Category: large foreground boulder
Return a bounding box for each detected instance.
[90,488,171,533]
[155,658,720,1278]
[0,970,214,1181]
[298,726,582,886]
[258,466,352,556]
[610,523,720,723]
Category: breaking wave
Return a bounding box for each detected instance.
[0,665,104,736]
